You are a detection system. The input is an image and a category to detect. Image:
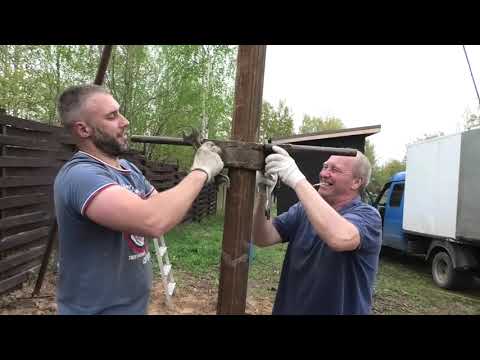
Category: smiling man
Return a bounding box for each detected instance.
[252,147,382,315]
[54,84,224,314]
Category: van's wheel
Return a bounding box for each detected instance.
[431,251,473,290]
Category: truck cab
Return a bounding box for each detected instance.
[376,172,407,252]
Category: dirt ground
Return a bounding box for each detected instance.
[3,264,479,315]
[0,271,275,315]
[148,271,275,315]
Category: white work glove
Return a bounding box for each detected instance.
[265,145,306,189]
[191,141,224,183]
[256,171,278,195]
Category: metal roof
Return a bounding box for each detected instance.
[271,124,381,144]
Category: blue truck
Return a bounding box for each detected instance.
[374,129,480,290]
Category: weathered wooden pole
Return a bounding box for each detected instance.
[31,218,57,296]
[217,45,267,314]
[94,45,114,86]
[32,45,114,297]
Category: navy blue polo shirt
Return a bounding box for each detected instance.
[272,197,382,315]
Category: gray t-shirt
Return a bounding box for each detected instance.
[54,151,155,315]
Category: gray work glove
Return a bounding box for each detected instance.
[256,171,278,195]
[191,141,224,183]
[265,145,306,189]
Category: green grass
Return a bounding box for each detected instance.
[248,243,287,296]
[154,213,287,296]
[162,215,225,279]
[374,249,480,314]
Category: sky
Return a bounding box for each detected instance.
[262,45,480,165]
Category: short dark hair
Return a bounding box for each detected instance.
[56,84,110,130]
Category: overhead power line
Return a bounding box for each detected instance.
[462,45,480,107]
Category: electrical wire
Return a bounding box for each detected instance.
[462,45,480,107]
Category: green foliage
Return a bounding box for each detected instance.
[464,112,480,130]
[259,99,295,142]
[365,138,407,196]
[0,45,238,170]
[298,115,344,134]
[0,45,99,123]
[364,139,381,195]
[364,139,377,170]
[369,159,406,195]
[106,45,237,169]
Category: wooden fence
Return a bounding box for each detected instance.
[122,151,217,224]
[0,113,217,296]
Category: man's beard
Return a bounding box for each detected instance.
[91,126,128,157]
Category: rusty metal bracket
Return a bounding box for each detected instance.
[130,133,357,171]
[221,251,249,268]
[212,140,265,170]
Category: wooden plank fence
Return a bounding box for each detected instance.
[0,112,217,296]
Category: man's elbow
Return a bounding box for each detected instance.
[141,226,163,239]
[252,233,265,248]
[252,231,281,248]
[329,233,360,252]
[142,216,171,239]
[253,240,271,248]
[252,222,280,248]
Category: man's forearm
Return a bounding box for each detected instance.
[145,170,207,236]
[294,180,360,251]
[252,193,281,247]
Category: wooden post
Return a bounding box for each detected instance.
[216,46,267,314]
[94,45,114,86]
[32,219,57,296]
[0,108,5,257]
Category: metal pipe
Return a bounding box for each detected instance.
[462,45,480,107]
[130,134,357,157]
[265,143,356,157]
[130,135,192,146]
